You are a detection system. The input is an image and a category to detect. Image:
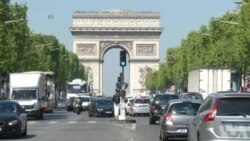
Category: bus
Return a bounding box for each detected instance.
[66,79,90,111]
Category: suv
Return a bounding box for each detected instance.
[129,97,151,116]
[188,93,250,141]
[149,93,179,124]
[160,99,202,141]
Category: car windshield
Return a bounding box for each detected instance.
[0,103,18,114]
[154,95,179,105]
[169,102,201,115]
[79,97,90,102]
[11,90,37,100]
[96,100,113,106]
[183,93,203,100]
[134,99,150,104]
[217,98,250,116]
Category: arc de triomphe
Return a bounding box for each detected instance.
[70,10,163,96]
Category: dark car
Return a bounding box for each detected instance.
[159,99,202,141]
[149,93,179,124]
[0,101,27,138]
[88,98,114,117]
[66,97,75,111]
[179,92,204,101]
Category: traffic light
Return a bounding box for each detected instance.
[120,51,126,67]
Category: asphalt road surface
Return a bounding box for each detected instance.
[0,109,160,141]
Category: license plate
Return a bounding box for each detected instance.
[106,111,112,114]
[225,123,250,131]
[176,129,187,133]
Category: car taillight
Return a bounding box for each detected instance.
[150,105,155,111]
[164,113,173,125]
[164,113,172,121]
[203,99,218,122]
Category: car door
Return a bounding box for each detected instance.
[160,103,170,130]
[189,96,212,141]
[17,104,26,132]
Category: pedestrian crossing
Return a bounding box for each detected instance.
[27,120,98,125]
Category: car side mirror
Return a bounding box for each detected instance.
[20,108,26,113]
[150,99,153,103]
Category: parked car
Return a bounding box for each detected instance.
[149,93,179,124]
[88,98,114,117]
[129,97,150,116]
[188,92,250,141]
[159,99,202,141]
[0,101,27,138]
[180,92,204,101]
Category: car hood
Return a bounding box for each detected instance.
[12,100,37,106]
[96,105,113,108]
[0,114,18,121]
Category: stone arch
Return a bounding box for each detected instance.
[70,10,163,96]
[99,41,133,59]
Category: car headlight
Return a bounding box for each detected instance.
[97,108,103,111]
[32,103,37,109]
[8,120,18,126]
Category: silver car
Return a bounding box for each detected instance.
[159,99,202,141]
[129,98,150,116]
[180,92,204,101]
[188,92,250,141]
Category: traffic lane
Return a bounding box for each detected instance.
[0,111,160,141]
[0,109,80,140]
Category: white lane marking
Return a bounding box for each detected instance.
[67,121,77,124]
[87,121,96,124]
[47,121,57,124]
[28,121,37,125]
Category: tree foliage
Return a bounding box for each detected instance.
[145,1,250,91]
[0,1,85,90]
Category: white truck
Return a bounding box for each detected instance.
[188,68,233,99]
[9,71,46,119]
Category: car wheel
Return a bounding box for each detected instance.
[162,131,168,141]
[39,110,44,120]
[22,122,27,137]
[88,112,93,117]
[149,116,155,125]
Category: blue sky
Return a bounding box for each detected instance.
[12,0,236,96]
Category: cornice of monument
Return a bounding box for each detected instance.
[70,27,164,33]
[72,10,160,19]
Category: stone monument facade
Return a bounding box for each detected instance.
[70,10,163,96]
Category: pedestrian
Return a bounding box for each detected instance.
[112,92,120,118]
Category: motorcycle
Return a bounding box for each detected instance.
[74,103,83,115]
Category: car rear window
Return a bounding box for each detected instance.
[169,102,201,115]
[217,98,250,116]
[96,100,113,106]
[154,95,179,105]
[183,93,203,100]
[134,99,150,104]
[80,97,90,102]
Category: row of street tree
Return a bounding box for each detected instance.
[145,0,250,92]
[0,1,85,90]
